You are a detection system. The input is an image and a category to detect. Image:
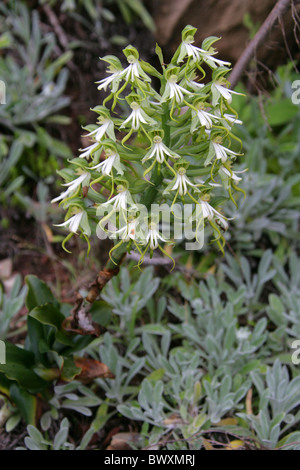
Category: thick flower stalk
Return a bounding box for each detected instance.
[52,25,245,266]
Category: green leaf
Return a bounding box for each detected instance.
[140,60,163,79]
[10,385,37,425]
[146,369,165,384]
[0,342,47,393]
[90,301,112,327]
[26,316,49,366]
[0,140,24,186]
[5,413,22,433]
[155,44,164,67]
[53,418,69,450]
[0,373,11,398]
[60,357,81,382]
[267,99,298,126]
[25,275,59,311]
[29,304,65,330]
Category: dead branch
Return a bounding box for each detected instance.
[42,4,69,50]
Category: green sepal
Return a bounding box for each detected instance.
[140,60,163,79]
[123,45,139,61]
[181,25,197,42]
[201,36,221,51]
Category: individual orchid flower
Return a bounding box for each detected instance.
[211,81,243,106]
[211,137,240,163]
[142,135,180,164]
[133,219,175,270]
[171,167,196,196]
[162,75,191,104]
[219,165,247,201]
[96,56,124,92]
[86,118,115,142]
[55,208,91,254]
[163,162,200,208]
[201,53,231,69]
[222,113,243,125]
[146,221,167,250]
[200,198,230,230]
[197,109,217,129]
[179,38,231,68]
[102,184,136,212]
[181,71,205,93]
[55,211,84,234]
[192,102,220,130]
[113,217,140,242]
[177,29,231,69]
[219,166,246,184]
[120,100,156,131]
[122,46,151,84]
[51,172,91,203]
[97,71,123,91]
[90,148,124,176]
[161,67,192,105]
[212,111,243,130]
[97,70,124,91]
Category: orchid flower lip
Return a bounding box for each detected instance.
[181,41,231,67]
[146,223,167,250]
[197,108,220,129]
[200,200,229,226]
[219,166,247,182]
[79,142,100,159]
[55,211,84,233]
[102,188,136,212]
[165,79,191,104]
[212,142,239,163]
[172,171,196,196]
[120,104,151,131]
[213,83,243,103]
[143,138,179,164]
[114,218,139,241]
[97,70,123,91]
[86,119,113,142]
[90,153,117,175]
[223,113,243,125]
[51,173,90,203]
[62,173,89,189]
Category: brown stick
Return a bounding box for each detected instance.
[86,266,122,303]
[66,252,127,334]
[42,4,69,50]
[228,0,291,88]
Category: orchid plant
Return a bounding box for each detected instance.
[52,25,245,268]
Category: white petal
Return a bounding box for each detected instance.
[51,190,69,203]
[69,212,83,233]
[79,142,99,159]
